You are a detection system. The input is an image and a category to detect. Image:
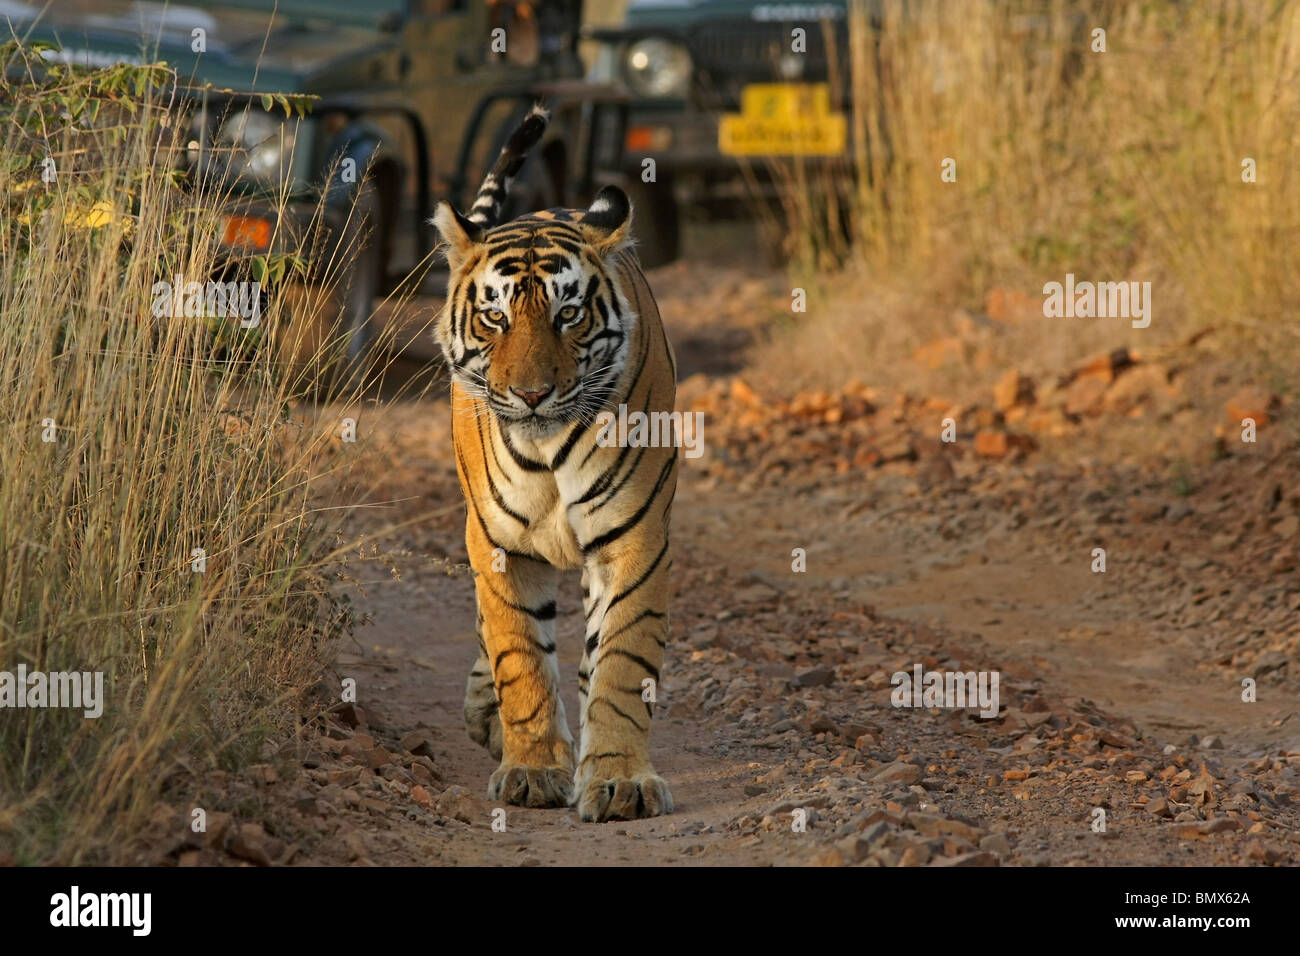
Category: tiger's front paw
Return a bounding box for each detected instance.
[576,772,673,822]
[488,763,574,808]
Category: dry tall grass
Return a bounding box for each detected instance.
[763,0,1300,391]
[0,43,392,862]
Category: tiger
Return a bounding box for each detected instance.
[430,105,678,822]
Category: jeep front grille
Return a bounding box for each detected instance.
[689,19,848,109]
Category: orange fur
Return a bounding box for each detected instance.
[435,200,678,821]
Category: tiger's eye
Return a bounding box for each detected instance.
[558,305,578,322]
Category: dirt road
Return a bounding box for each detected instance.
[187,231,1298,868]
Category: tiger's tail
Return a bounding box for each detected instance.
[464,103,549,229]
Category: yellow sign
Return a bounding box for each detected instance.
[719,83,847,157]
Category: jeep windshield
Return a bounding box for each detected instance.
[8,0,408,89]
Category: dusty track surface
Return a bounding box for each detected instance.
[159,233,1300,868]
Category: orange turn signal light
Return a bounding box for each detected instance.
[221,215,272,251]
[625,125,672,152]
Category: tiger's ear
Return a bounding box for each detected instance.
[432,201,483,271]
[580,185,632,257]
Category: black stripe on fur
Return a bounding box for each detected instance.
[465,104,549,229]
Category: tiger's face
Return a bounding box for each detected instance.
[433,188,634,438]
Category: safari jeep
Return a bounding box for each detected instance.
[15,0,627,388]
[587,0,851,267]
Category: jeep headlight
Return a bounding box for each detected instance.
[215,106,295,183]
[624,37,691,98]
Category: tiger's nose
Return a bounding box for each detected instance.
[510,384,554,408]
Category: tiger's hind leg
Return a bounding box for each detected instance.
[464,623,503,760]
